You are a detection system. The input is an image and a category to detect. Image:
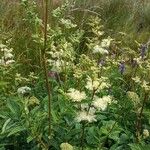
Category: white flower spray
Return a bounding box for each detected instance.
[17,86,31,95]
[0,44,15,66]
[67,88,86,102]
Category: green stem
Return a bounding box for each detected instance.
[87,89,96,114]
[135,92,148,142]
[80,122,85,150]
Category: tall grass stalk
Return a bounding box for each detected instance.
[42,0,52,140]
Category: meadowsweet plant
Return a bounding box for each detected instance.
[0,43,15,66]
[0,42,17,95]
[47,40,75,73]
[61,17,117,148]
[17,86,31,96]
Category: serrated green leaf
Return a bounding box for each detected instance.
[7,125,26,137]
[7,99,21,117]
[27,135,34,143]
[1,118,11,134]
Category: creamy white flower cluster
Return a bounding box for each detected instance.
[143,129,149,139]
[92,95,112,111]
[93,37,113,54]
[60,142,73,150]
[76,110,97,123]
[67,88,86,102]
[17,86,31,95]
[132,76,150,91]
[0,44,15,66]
[47,42,74,72]
[85,76,110,92]
[66,87,112,123]
[48,59,66,72]
[75,95,112,123]
[60,18,77,29]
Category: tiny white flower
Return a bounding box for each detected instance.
[101,37,113,48]
[75,111,96,123]
[98,31,104,36]
[2,48,13,53]
[88,107,96,114]
[85,76,110,92]
[85,77,100,91]
[60,142,73,150]
[0,44,6,48]
[0,59,5,65]
[67,88,86,102]
[93,45,108,54]
[102,95,112,104]
[99,82,110,90]
[93,45,101,53]
[92,96,107,111]
[5,60,15,65]
[17,86,31,95]
[143,129,149,138]
[92,95,112,110]
[81,103,89,110]
[0,45,15,66]
[4,52,14,59]
[48,59,64,72]
[141,80,150,91]
[132,76,141,84]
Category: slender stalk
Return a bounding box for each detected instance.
[135,93,148,142]
[42,0,51,138]
[87,89,96,114]
[80,122,85,150]
[80,88,96,150]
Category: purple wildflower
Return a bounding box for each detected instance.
[140,44,147,59]
[48,71,57,79]
[119,62,125,74]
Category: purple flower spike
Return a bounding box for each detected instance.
[119,62,125,74]
[99,59,105,66]
[48,71,57,79]
[140,44,147,59]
